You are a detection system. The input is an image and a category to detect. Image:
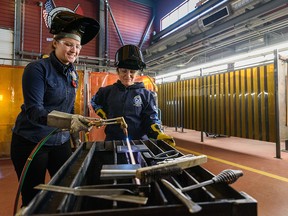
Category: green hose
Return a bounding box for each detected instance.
[13,128,59,215]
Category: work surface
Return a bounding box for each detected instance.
[19,139,256,216]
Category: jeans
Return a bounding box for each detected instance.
[10,132,72,206]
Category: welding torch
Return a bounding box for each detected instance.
[47,110,128,136]
[89,116,128,136]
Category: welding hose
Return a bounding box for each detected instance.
[13,128,59,215]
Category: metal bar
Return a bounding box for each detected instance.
[274,49,281,158]
[34,184,147,204]
[139,15,155,49]
[201,69,204,142]
[161,179,202,213]
[106,0,124,46]
[39,2,43,54]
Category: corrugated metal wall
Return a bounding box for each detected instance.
[158,64,277,142]
[108,0,153,61]
[0,0,15,29]
[1,0,153,63]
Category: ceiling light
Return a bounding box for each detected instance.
[155,40,288,80]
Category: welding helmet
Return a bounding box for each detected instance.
[50,11,100,45]
[115,45,146,71]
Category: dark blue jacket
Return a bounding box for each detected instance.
[90,80,161,140]
[12,52,78,145]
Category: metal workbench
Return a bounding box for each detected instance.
[21,139,257,215]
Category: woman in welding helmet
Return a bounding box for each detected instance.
[10,11,100,207]
[91,44,175,145]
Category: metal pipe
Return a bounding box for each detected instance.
[106,0,124,46]
[274,49,281,159]
[21,1,25,59]
[39,2,43,54]
[200,68,204,142]
[104,0,109,66]
[139,15,155,49]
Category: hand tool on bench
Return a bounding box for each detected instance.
[35,184,148,204]
[181,169,243,192]
[100,154,207,183]
[161,178,202,213]
[161,169,243,213]
[136,154,207,184]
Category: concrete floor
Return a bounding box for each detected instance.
[1,128,288,215]
[165,127,288,216]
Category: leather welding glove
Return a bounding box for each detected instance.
[95,108,107,119]
[70,115,91,150]
[70,114,91,134]
[70,132,81,150]
[150,123,176,147]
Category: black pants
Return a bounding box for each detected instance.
[10,132,72,206]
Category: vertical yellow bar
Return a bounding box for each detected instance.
[246,68,253,139]
[203,77,207,132]
[179,81,183,128]
[196,78,200,130]
[240,69,246,138]
[158,84,163,123]
[219,73,225,135]
[167,83,175,127]
[209,75,213,133]
[234,71,241,137]
[183,80,186,128]
[207,75,211,132]
[185,80,190,129]
[225,72,230,136]
[163,84,167,126]
[229,72,234,136]
[252,67,259,140]
[214,74,221,134]
[176,81,182,127]
[267,64,276,142]
[259,66,266,141]
[188,79,191,129]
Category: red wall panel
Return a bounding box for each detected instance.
[0,0,15,29]
[108,0,153,62]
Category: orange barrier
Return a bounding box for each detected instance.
[87,72,156,141]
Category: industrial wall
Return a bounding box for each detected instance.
[0,0,156,64]
[107,0,153,60]
[158,61,288,144]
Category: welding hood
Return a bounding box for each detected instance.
[115,45,146,71]
[50,10,100,45]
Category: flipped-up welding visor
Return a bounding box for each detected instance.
[50,11,100,45]
[115,45,146,71]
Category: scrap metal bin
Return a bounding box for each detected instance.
[21,139,257,216]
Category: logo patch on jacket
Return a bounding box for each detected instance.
[133,95,142,107]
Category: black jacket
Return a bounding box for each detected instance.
[91,80,161,140]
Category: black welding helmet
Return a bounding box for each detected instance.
[50,10,100,45]
[115,45,146,71]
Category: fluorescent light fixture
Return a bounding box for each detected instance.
[155,40,288,80]
[162,76,178,83]
[202,64,228,75]
[161,0,229,38]
[180,70,200,79]
[234,55,273,68]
